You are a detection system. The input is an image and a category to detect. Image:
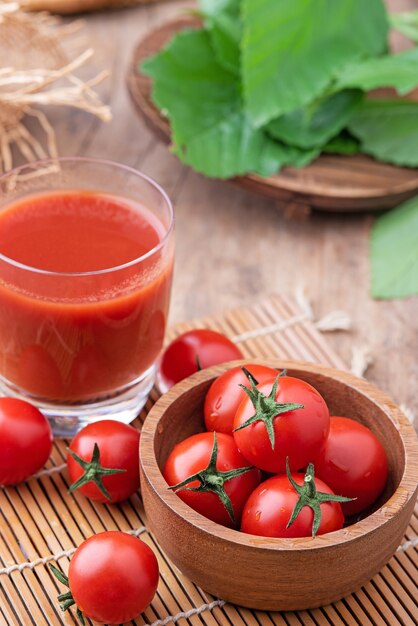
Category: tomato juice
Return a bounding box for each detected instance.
[0,190,173,402]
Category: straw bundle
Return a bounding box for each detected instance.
[22,0,167,13]
[0,1,111,175]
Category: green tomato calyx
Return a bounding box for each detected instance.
[67,442,126,501]
[168,432,254,525]
[285,458,354,537]
[49,564,85,625]
[233,370,304,449]
[240,366,260,387]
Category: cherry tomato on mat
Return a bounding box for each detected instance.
[233,372,329,473]
[204,363,278,434]
[0,397,53,485]
[67,420,140,503]
[50,531,159,624]
[241,462,351,538]
[163,431,261,528]
[157,329,243,391]
[314,416,389,517]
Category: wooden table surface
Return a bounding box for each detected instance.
[42,0,418,423]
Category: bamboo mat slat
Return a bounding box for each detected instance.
[0,293,417,626]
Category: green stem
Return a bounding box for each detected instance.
[49,563,86,625]
[240,367,259,387]
[61,598,76,611]
[233,370,304,449]
[168,432,255,525]
[57,591,73,602]
[285,459,355,537]
[49,563,69,587]
[67,442,126,501]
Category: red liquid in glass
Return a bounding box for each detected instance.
[0,191,173,401]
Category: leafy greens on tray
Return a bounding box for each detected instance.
[141,0,418,180]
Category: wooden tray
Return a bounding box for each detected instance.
[0,293,417,626]
[128,18,418,213]
[25,0,172,14]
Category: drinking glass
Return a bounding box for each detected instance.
[0,158,174,436]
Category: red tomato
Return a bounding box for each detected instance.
[204,363,278,434]
[233,375,329,473]
[163,432,261,528]
[241,472,344,538]
[63,531,158,624]
[157,329,243,391]
[313,416,389,516]
[67,420,140,503]
[0,398,53,485]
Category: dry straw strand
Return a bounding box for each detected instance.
[232,287,352,344]
[0,1,111,175]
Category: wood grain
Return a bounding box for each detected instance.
[128,17,418,212]
[24,0,173,13]
[140,360,418,611]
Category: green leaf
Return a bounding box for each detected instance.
[371,195,418,299]
[142,29,239,146]
[336,48,418,95]
[390,10,418,43]
[348,99,418,167]
[241,0,389,127]
[174,112,319,177]
[142,29,318,178]
[200,0,241,74]
[322,132,360,155]
[266,90,363,149]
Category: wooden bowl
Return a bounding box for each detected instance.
[128,18,418,213]
[140,360,418,611]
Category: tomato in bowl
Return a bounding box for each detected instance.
[140,360,418,611]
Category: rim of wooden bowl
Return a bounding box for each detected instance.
[141,359,418,551]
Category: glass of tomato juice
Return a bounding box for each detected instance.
[0,158,174,436]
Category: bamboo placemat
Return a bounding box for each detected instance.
[0,294,417,626]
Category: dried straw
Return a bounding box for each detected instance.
[0,1,111,175]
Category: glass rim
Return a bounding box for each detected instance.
[0,156,174,277]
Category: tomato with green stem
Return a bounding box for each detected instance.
[50,531,159,625]
[0,397,53,485]
[67,420,140,503]
[204,363,278,434]
[313,416,389,516]
[241,460,352,538]
[163,431,261,527]
[233,371,329,473]
[157,329,243,392]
